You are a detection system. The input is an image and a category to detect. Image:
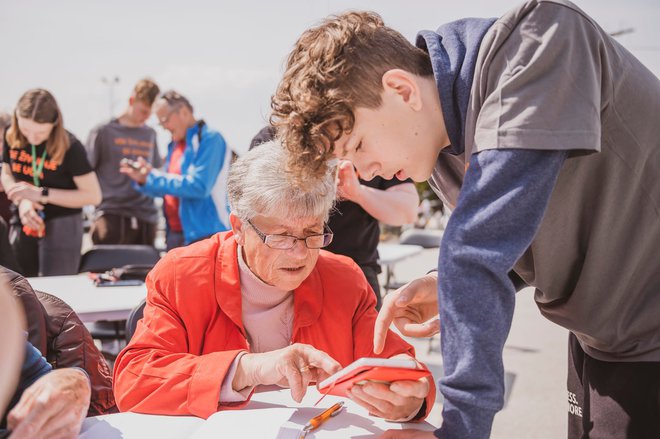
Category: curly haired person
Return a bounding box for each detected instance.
[271,2,660,438]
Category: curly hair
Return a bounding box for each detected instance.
[271,11,432,179]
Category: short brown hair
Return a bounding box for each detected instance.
[6,89,70,164]
[271,11,432,178]
[133,78,160,106]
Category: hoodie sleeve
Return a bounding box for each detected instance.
[436,148,566,439]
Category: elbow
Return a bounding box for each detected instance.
[113,384,131,413]
[89,188,102,206]
[389,206,419,226]
[113,354,139,413]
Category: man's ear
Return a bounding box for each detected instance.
[129,95,135,106]
[229,213,245,244]
[381,69,423,111]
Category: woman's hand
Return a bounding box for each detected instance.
[348,375,429,422]
[6,182,40,204]
[18,199,44,231]
[233,343,341,402]
[336,160,363,202]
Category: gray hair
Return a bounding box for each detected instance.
[157,90,193,113]
[228,141,336,222]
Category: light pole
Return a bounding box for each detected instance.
[101,76,120,118]
[609,27,635,38]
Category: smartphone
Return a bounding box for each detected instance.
[120,158,142,170]
[317,357,431,397]
[95,279,144,287]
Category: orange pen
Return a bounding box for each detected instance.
[301,401,345,437]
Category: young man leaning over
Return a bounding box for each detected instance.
[271,1,660,438]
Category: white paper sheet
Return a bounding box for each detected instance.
[186,408,298,439]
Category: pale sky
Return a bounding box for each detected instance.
[2,0,659,154]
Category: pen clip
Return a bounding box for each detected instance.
[330,403,344,417]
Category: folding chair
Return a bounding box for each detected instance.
[125,299,147,344]
[79,245,160,360]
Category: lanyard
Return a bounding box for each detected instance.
[31,144,48,187]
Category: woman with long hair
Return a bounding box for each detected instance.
[1,89,101,276]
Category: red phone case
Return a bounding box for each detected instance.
[318,365,431,397]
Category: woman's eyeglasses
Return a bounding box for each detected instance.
[247,219,333,250]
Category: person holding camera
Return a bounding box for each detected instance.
[121,90,231,250]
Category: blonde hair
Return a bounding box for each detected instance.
[271,11,432,179]
[133,78,160,105]
[6,89,69,164]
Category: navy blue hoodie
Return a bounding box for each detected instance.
[417,18,567,439]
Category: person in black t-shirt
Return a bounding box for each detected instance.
[1,89,101,276]
[250,126,419,309]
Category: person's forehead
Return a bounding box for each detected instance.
[254,214,323,230]
[133,100,152,111]
[154,102,167,112]
[17,117,51,132]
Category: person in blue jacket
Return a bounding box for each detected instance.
[121,90,231,249]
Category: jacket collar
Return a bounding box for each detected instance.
[213,232,324,339]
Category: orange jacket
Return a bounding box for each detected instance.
[114,231,435,419]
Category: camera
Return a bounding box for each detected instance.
[120,158,142,171]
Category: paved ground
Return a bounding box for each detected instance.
[378,247,568,438]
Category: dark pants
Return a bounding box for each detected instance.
[91,213,156,246]
[567,332,660,438]
[0,216,20,272]
[10,213,83,276]
[359,264,382,311]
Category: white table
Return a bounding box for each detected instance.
[377,243,424,293]
[27,274,147,323]
[378,243,424,266]
[78,386,437,438]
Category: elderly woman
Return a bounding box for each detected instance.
[113,142,435,422]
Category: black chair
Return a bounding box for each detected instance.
[79,245,160,359]
[398,228,443,249]
[125,299,147,343]
[79,245,161,273]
